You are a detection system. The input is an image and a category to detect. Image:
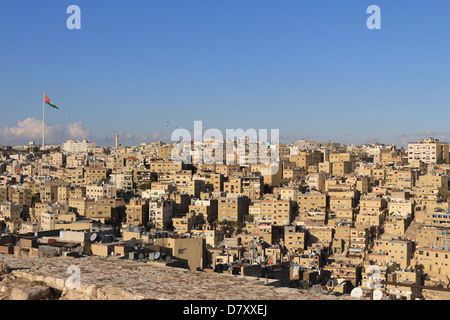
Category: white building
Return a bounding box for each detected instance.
[407,137,449,164]
[110,172,133,192]
[62,140,97,153]
[0,201,21,221]
[86,184,117,200]
[149,198,173,229]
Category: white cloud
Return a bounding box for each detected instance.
[1,118,166,147]
[67,122,90,140]
[396,134,409,147]
[99,130,162,146]
[152,130,160,140]
[0,118,90,145]
[418,130,450,137]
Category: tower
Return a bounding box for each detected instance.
[115,132,119,149]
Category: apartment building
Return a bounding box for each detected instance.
[329,196,354,212]
[149,160,183,174]
[0,201,21,222]
[223,176,242,194]
[62,139,97,153]
[188,198,218,225]
[176,179,206,198]
[84,167,108,185]
[86,184,117,200]
[273,186,299,201]
[242,175,263,200]
[423,210,450,228]
[415,225,449,249]
[218,196,249,223]
[373,238,414,269]
[388,200,414,219]
[85,198,124,221]
[148,198,173,229]
[110,170,133,192]
[250,163,282,186]
[68,198,96,217]
[297,192,327,212]
[9,188,32,209]
[126,198,149,226]
[282,162,305,181]
[106,156,125,170]
[306,172,326,192]
[283,225,307,252]
[290,150,322,169]
[408,137,449,164]
[173,211,196,234]
[415,247,450,280]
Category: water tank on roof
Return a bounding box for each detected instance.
[90,233,98,242]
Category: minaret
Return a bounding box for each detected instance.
[115,132,119,149]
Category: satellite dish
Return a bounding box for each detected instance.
[90,233,97,242]
[373,290,383,300]
[128,237,137,247]
[164,255,172,262]
[350,287,363,299]
[138,253,145,260]
[154,252,161,260]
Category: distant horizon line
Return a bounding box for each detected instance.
[0,138,414,149]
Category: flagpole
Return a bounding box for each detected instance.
[42,92,45,150]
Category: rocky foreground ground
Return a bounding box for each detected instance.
[0,255,357,300]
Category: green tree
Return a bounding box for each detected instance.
[139,182,152,190]
[437,154,448,164]
[414,264,425,272]
[32,195,42,207]
[100,177,110,184]
[244,214,254,223]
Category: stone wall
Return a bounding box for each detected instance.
[0,255,356,300]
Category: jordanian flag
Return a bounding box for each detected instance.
[44,94,59,110]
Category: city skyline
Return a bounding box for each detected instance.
[2,1,450,146]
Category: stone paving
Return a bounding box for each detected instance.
[0,255,356,300]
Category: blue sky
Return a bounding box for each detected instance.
[1,0,450,147]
